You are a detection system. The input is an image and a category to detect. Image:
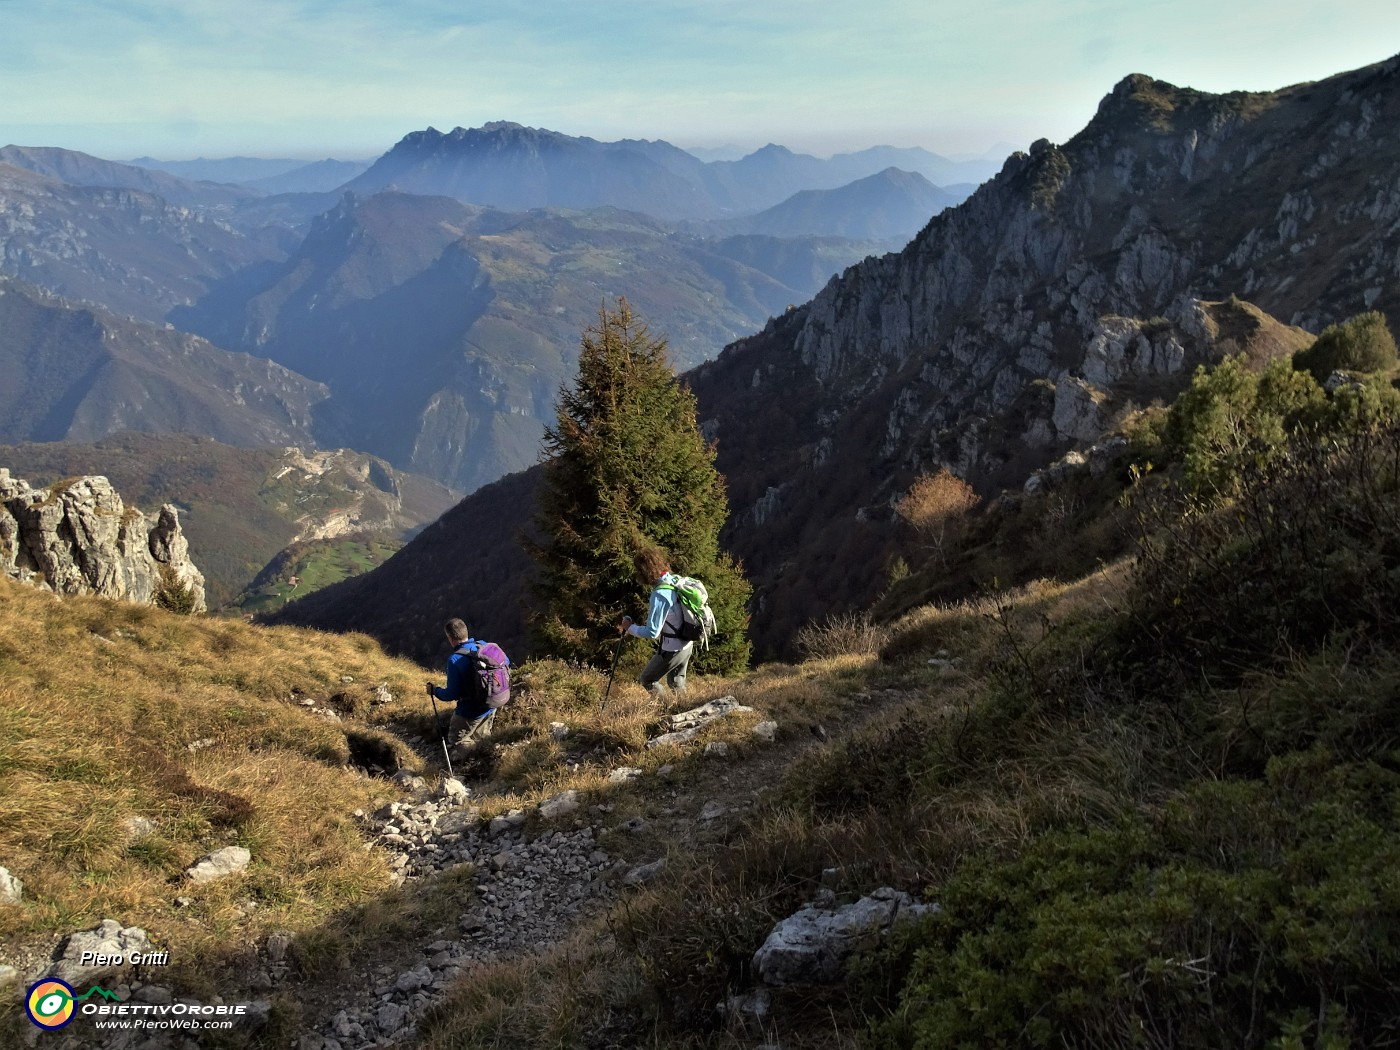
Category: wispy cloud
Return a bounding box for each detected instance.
[1,0,1397,159]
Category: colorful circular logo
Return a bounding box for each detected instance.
[25,979,76,1029]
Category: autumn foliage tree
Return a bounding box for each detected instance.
[896,468,981,563]
[530,299,751,673]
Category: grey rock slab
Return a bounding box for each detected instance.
[647,696,754,748]
[437,777,469,802]
[752,721,778,743]
[186,846,251,883]
[0,866,22,904]
[265,929,294,963]
[752,887,939,986]
[123,816,157,841]
[539,790,580,820]
[54,919,153,984]
[391,769,426,792]
[622,858,666,886]
[698,800,727,821]
[488,809,527,836]
[134,984,173,1005]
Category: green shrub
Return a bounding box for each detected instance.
[1164,356,1325,494]
[153,564,198,615]
[867,755,1400,1049]
[1123,417,1400,693]
[1294,311,1398,382]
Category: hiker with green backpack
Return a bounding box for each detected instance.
[618,548,716,697]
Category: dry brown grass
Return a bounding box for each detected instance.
[0,578,430,982]
[1,562,1150,1046]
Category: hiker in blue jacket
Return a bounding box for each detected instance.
[619,548,692,695]
[424,618,503,748]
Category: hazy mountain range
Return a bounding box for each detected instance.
[270,52,1400,658]
[344,123,997,220]
[128,154,373,193]
[0,275,326,448]
[705,167,972,242]
[0,118,1000,599]
[4,124,966,493]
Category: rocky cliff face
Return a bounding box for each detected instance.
[0,162,281,326]
[686,53,1400,654]
[0,469,206,610]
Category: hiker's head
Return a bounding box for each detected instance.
[634,546,670,584]
[444,618,470,644]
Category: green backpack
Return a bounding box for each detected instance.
[660,574,718,651]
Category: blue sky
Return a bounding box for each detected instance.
[1,0,1397,162]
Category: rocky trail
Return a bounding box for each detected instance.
[18,682,934,1049]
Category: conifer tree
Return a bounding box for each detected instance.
[531,298,751,673]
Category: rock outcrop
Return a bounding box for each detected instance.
[0,469,206,610]
[684,55,1397,653]
[751,887,939,986]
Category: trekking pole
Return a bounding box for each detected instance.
[426,685,455,779]
[600,632,627,713]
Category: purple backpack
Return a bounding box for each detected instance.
[456,641,511,709]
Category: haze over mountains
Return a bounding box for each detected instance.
[344,122,991,220]
[0,275,326,448]
[2,123,984,496]
[270,52,1400,659]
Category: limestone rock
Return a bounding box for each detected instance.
[265,930,294,963]
[622,858,667,886]
[1052,374,1107,443]
[54,919,153,984]
[488,809,527,836]
[539,790,580,820]
[752,721,779,743]
[437,777,470,803]
[647,696,755,749]
[0,470,206,610]
[752,888,939,986]
[186,846,251,883]
[391,769,426,792]
[0,865,21,904]
[134,984,173,1005]
[123,816,157,841]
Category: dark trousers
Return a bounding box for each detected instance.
[640,644,693,695]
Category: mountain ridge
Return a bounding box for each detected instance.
[342,123,1001,220]
[273,52,1400,659]
[0,275,327,449]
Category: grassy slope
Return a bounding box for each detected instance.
[0,572,879,1045]
[0,579,427,988]
[404,562,1400,1050]
[232,534,404,616]
[6,345,1400,1047]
